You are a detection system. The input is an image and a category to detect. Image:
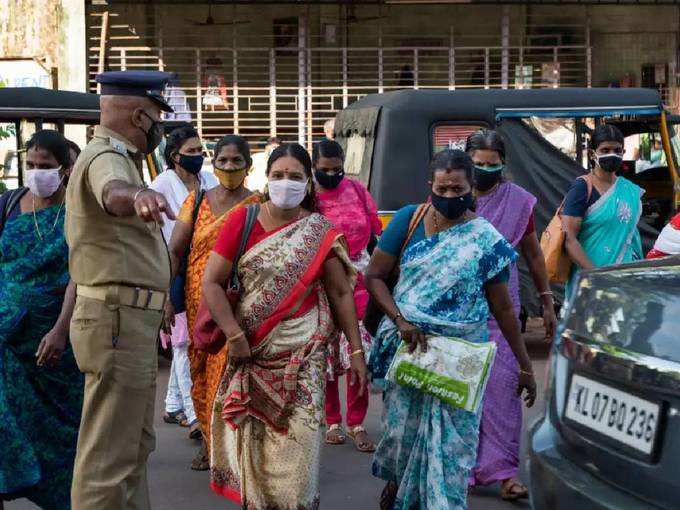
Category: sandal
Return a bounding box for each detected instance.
[163,410,187,425]
[325,424,346,445]
[188,420,202,440]
[380,481,398,510]
[190,440,209,471]
[347,425,376,453]
[501,478,529,501]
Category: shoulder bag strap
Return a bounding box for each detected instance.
[228,203,261,291]
[399,203,429,259]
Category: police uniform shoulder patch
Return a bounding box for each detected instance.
[109,137,128,156]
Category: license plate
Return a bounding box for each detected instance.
[565,374,660,455]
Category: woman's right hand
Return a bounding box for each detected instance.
[396,317,427,353]
[162,301,176,334]
[227,333,252,365]
[518,371,537,408]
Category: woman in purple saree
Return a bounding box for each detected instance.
[466,129,557,501]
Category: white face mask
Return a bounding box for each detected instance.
[26,168,63,198]
[268,178,308,210]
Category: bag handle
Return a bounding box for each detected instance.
[227,203,260,293]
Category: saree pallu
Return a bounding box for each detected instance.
[0,207,83,510]
[370,218,516,510]
[182,191,260,437]
[210,213,353,510]
[566,177,643,300]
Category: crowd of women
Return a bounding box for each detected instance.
[0,117,652,509]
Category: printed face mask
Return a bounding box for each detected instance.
[430,191,473,220]
[214,167,247,191]
[268,178,309,209]
[26,168,63,198]
[314,169,344,189]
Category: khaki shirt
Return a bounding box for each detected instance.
[65,126,170,291]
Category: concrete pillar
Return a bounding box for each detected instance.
[58,0,87,145]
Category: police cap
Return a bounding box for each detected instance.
[96,70,176,113]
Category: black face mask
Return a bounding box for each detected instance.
[596,154,623,173]
[139,111,164,154]
[473,167,503,192]
[177,154,204,175]
[314,169,345,189]
[431,191,474,220]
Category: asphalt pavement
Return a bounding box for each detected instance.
[8,334,550,510]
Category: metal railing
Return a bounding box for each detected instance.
[92,44,591,149]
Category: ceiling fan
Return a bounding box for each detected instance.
[191,5,250,27]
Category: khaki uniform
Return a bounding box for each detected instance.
[65,126,170,510]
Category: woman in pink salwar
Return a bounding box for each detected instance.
[314,139,382,452]
[466,129,557,501]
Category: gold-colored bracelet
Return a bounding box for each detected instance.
[519,369,534,376]
[227,331,246,343]
[350,349,364,358]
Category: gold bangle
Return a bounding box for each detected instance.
[350,349,364,358]
[227,331,245,343]
[520,369,534,376]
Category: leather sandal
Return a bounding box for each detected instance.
[348,425,376,453]
[325,424,346,445]
[501,478,529,501]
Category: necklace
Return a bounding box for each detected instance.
[32,194,65,241]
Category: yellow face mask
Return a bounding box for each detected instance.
[214,167,248,191]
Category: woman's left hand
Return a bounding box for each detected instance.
[543,305,557,342]
[349,355,369,397]
[517,371,537,408]
[36,327,68,368]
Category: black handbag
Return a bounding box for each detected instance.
[363,204,429,337]
[170,189,205,312]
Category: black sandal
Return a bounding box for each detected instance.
[380,481,398,510]
[163,410,187,425]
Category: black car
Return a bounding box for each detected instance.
[529,257,680,509]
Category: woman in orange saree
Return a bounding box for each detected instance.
[203,144,369,510]
[165,134,260,469]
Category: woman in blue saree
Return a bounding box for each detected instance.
[562,124,643,301]
[365,150,536,510]
[0,130,83,510]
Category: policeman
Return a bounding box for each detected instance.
[65,70,175,510]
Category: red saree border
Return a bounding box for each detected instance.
[249,227,342,348]
[210,481,241,504]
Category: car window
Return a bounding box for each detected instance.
[566,267,680,363]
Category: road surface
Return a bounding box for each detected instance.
[8,342,549,510]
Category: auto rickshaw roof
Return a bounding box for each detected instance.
[343,87,663,126]
[0,87,100,123]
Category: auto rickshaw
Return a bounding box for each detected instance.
[0,86,183,189]
[334,87,679,313]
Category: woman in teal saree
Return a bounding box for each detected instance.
[0,130,83,510]
[562,124,643,301]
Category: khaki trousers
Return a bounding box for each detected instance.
[70,296,162,510]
